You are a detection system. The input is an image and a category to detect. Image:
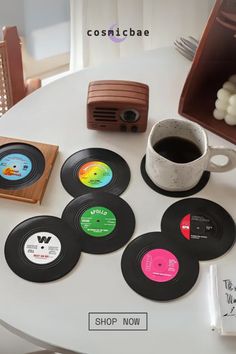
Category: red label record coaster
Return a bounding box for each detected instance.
[121,232,199,301]
[161,198,236,261]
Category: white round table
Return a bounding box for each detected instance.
[0,47,236,354]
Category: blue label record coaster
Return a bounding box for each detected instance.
[0,153,32,181]
[0,143,45,190]
[0,137,58,204]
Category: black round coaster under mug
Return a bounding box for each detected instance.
[140,156,211,198]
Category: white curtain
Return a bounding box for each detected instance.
[70,0,215,71]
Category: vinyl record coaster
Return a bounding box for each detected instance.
[5,216,81,282]
[0,143,45,190]
[121,232,199,301]
[140,156,210,197]
[61,148,130,197]
[161,198,236,260]
[62,192,135,254]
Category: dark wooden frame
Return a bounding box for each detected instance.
[179,0,236,144]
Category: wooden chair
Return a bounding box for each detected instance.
[0,26,41,117]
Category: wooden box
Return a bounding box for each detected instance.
[87,80,149,132]
[179,0,236,144]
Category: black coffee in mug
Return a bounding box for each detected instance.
[153,136,202,163]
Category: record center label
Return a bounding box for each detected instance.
[78,161,113,188]
[180,213,216,241]
[80,206,116,237]
[0,153,32,180]
[24,232,61,265]
[141,249,179,282]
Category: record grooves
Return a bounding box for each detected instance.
[61,148,130,197]
[5,216,81,282]
[121,232,199,301]
[62,192,135,254]
[0,143,45,190]
[161,198,236,260]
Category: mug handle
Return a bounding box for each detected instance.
[206,147,236,172]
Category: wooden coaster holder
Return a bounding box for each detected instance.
[0,137,58,204]
[179,0,236,144]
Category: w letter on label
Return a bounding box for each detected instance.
[37,236,52,244]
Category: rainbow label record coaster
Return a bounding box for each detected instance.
[0,143,45,189]
[5,216,81,282]
[62,192,135,254]
[121,232,199,301]
[60,148,130,197]
[161,198,236,261]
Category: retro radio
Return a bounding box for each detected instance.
[87,80,149,132]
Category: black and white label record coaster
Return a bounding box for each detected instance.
[5,216,81,282]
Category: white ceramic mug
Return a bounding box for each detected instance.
[146,119,236,191]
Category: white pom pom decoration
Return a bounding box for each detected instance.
[225,114,236,126]
[223,81,236,93]
[213,109,225,120]
[217,88,231,102]
[227,105,236,116]
[213,75,236,126]
[215,99,228,111]
[229,94,236,107]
